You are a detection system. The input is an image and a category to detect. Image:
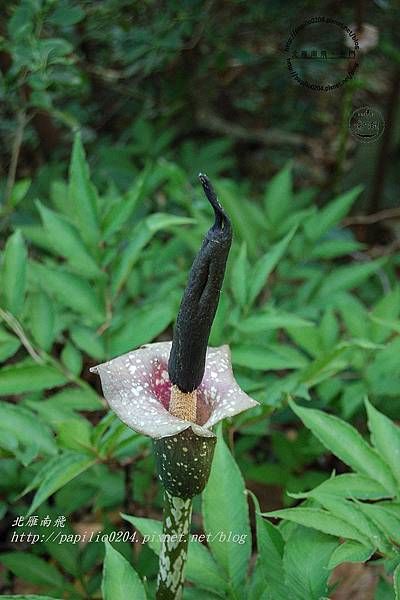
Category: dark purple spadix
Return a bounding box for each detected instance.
[168,174,232,393]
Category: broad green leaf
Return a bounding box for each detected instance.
[102,541,145,600]
[31,263,105,324]
[317,258,386,299]
[304,186,362,241]
[262,507,366,543]
[357,503,400,545]
[248,227,296,304]
[122,514,227,595]
[61,342,82,376]
[102,169,148,239]
[36,202,102,278]
[310,239,363,259]
[0,326,20,361]
[248,490,286,600]
[68,133,99,247]
[29,291,55,351]
[283,526,337,600]
[365,398,400,487]
[58,419,93,452]
[289,401,397,495]
[111,213,193,294]
[28,452,96,515]
[264,163,292,227]
[327,540,375,570]
[231,242,248,307]
[0,552,64,589]
[202,428,251,596]
[290,473,390,501]
[1,230,27,315]
[51,388,103,411]
[238,311,313,333]
[395,564,400,599]
[9,178,31,207]
[0,403,56,455]
[232,344,308,371]
[0,362,67,395]
[70,324,106,360]
[109,302,175,356]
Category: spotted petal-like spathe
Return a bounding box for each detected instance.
[90,341,258,439]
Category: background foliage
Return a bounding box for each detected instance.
[1,1,400,599]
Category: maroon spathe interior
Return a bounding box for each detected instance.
[148,359,212,426]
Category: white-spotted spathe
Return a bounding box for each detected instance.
[90,341,258,439]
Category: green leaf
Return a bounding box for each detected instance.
[102,169,148,240]
[36,202,102,278]
[231,242,248,307]
[102,541,146,600]
[49,5,85,25]
[232,344,308,371]
[122,515,227,595]
[248,490,286,600]
[0,403,56,455]
[290,473,391,501]
[0,552,64,589]
[1,230,27,315]
[68,133,100,247]
[29,291,55,351]
[289,401,397,495]
[0,362,67,395]
[0,326,20,361]
[264,163,292,227]
[304,186,362,241]
[31,263,105,325]
[58,419,93,452]
[283,526,337,600]
[61,342,82,376]
[248,227,296,304]
[263,507,366,543]
[395,563,400,600]
[70,324,106,360]
[111,213,193,294]
[365,398,400,487]
[28,452,96,515]
[38,387,103,412]
[109,301,175,356]
[0,596,62,599]
[238,311,313,333]
[10,178,31,207]
[327,540,375,570]
[202,427,251,596]
[317,258,387,299]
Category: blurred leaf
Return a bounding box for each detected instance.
[304,186,362,241]
[31,263,105,324]
[0,326,20,361]
[202,427,251,595]
[232,344,308,370]
[264,163,292,227]
[111,213,193,294]
[290,473,390,501]
[231,242,248,307]
[0,552,64,589]
[102,541,146,600]
[68,133,100,247]
[365,398,400,488]
[29,290,55,351]
[238,311,313,333]
[36,202,103,279]
[59,419,93,452]
[49,5,85,25]
[109,301,175,356]
[0,403,56,455]
[1,230,27,316]
[0,363,67,395]
[70,324,106,360]
[395,564,400,599]
[10,178,31,207]
[28,452,96,515]
[317,259,386,299]
[248,227,296,305]
[61,342,82,376]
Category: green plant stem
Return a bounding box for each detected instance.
[156,491,192,600]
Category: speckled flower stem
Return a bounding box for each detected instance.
[156,491,192,600]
